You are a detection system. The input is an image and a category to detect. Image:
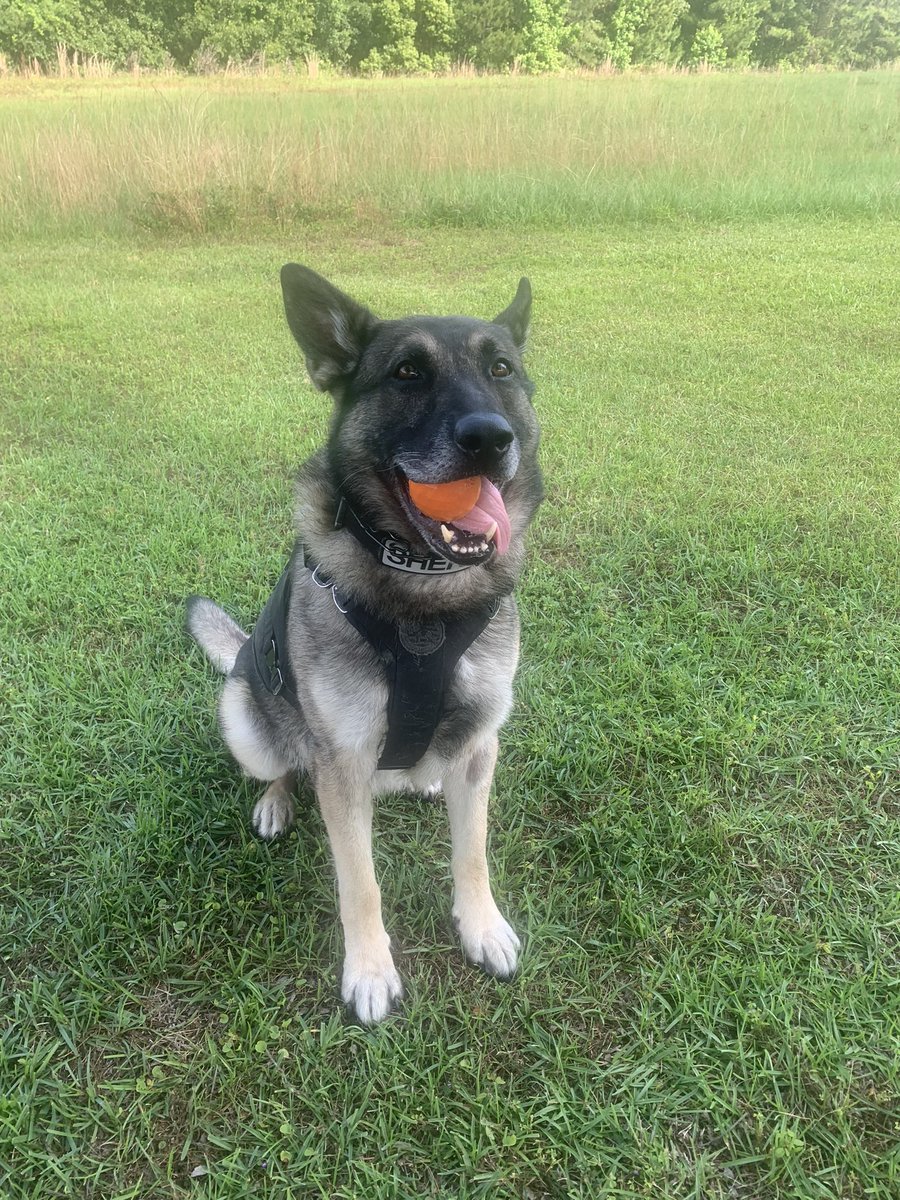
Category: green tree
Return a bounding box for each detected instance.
[608,0,647,66]
[0,0,172,64]
[189,0,315,63]
[690,18,727,61]
[563,0,688,67]
[2,0,897,73]
[453,0,523,68]
[753,0,814,64]
[809,0,900,67]
[0,0,86,61]
[631,0,688,63]
[685,1,764,65]
[357,0,419,70]
[519,0,566,70]
[313,0,354,65]
[560,1,613,66]
[415,0,454,68]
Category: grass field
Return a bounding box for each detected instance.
[2,71,900,1199]
[1,71,899,236]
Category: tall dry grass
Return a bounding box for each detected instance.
[0,71,897,235]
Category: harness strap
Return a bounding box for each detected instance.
[237,546,303,710]
[239,548,500,771]
[336,584,500,769]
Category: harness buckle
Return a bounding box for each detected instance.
[264,636,284,696]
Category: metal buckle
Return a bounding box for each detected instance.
[264,637,284,695]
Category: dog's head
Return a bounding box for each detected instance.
[281,264,541,568]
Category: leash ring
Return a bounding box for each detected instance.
[311,563,332,589]
[331,587,348,615]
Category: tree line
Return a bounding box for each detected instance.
[2,0,898,72]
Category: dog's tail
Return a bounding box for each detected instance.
[185,596,249,675]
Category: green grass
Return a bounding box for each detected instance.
[2,72,900,1200]
[1,70,899,236]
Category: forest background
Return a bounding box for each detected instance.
[2,0,899,76]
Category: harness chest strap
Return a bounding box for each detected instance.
[240,548,501,771]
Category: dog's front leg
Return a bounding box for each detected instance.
[444,736,521,979]
[316,768,402,1024]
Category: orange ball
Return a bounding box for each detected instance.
[408,476,481,522]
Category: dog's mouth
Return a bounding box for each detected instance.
[392,472,512,565]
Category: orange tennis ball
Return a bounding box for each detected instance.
[408,476,481,522]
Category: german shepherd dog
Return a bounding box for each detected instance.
[187,265,543,1023]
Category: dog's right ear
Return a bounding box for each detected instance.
[493,277,531,350]
[280,264,377,391]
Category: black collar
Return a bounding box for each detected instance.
[334,494,490,575]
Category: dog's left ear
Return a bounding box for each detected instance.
[493,277,531,350]
[281,263,378,391]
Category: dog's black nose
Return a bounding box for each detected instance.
[454,413,514,465]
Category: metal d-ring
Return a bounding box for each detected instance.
[310,562,347,613]
[331,587,348,615]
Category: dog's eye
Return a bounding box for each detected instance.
[491,359,512,378]
[394,361,420,381]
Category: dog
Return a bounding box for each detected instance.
[187,264,543,1023]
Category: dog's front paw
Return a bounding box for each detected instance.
[455,904,521,979]
[342,950,403,1024]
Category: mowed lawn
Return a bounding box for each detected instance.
[2,74,899,1200]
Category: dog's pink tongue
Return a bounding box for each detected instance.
[454,478,511,554]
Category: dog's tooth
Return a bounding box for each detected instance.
[485,520,498,543]
[440,523,455,545]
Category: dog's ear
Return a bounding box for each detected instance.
[493,277,531,349]
[280,264,377,391]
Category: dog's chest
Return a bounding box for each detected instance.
[304,636,515,769]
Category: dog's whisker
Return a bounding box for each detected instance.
[335,466,372,492]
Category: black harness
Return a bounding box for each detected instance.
[235,501,501,771]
